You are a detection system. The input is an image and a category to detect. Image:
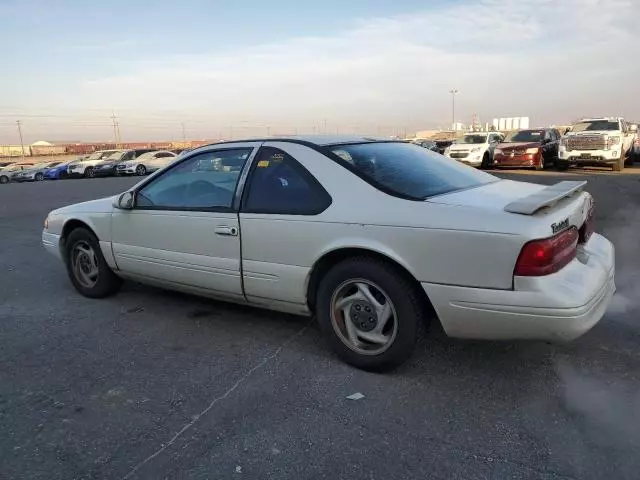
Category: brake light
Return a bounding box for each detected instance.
[514,227,579,276]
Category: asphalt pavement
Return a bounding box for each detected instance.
[1,168,640,480]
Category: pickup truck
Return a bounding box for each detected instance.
[558,117,637,171]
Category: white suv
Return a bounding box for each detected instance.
[558,117,637,171]
[444,132,504,168]
[67,150,122,178]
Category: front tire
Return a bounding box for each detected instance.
[65,228,122,298]
[35,172,44,181]
[316,257,427,371]
[85,167,95,178]
[612,150,625,172]
[136,165,147,176]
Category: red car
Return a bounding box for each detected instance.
[493,128,561,170]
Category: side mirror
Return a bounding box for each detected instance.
[114,191,135,210]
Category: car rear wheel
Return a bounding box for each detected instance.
[0,175,8,184]
[65,228,122,298]
[85,167,95,178]
[316,257,427,371]
[136,165,147,176]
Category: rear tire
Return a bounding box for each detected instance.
[0,175,8,184]
[316,257,427,371]
[65,228,122,298]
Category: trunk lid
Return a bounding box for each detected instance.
[428,179,594,238]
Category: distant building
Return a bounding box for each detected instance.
[493,117,530,131]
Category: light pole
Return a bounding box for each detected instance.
[449,88,458,130]
[16,120,25,160]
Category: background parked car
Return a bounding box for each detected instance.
[0,161,14,168]
[493,128,561,170]
[13,161,63,182]
[44,159,79,180]
[0,163,31,184]
[411,140,438,151]
[94,149,158,177]
[444,132,503,168]
[433,140,456,155]
[67,150,121,178]
[117,150,177,175]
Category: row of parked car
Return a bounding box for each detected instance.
[0,148,188,184]
[414,117,639,172]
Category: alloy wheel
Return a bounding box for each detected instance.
[330,279,398,355]
[71,241,99,288]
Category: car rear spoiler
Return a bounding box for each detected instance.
[504,180,587,215]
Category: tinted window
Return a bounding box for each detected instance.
[329,142,496,199]
[243,147,331,215]
[136,148,252,210]
[505,130,544,142]
[156,152,174,158]
[572,120,620,132]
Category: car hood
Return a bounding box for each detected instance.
[448,143,486,151]
[497,141,541,150]
[50,196,116,216]
[566,130,617,137]
[428,179,546,212]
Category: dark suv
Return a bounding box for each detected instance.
[93,149,157,177]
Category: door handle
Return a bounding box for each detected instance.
[215,225,238,236]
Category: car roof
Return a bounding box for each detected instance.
[203,135,392,148]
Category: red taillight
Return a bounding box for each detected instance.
[514,227,579,276]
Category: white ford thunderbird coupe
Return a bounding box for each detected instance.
[43,137,615,370]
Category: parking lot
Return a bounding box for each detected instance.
[1,168,640,479]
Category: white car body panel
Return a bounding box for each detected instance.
[444,133,502,167]
[68,150,121,176]
[43,136,615,340]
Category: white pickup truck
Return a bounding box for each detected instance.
[558,117,637,171]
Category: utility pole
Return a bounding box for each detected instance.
[449,89,458,131]
[111,112,121,147]
[16,120,25,160]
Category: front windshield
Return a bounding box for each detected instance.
[329,142,496,199]
[106,151,126,160]
[572,120,619,132]
[505,130,544,142]
[86,152,106,160]
[458,135,488,145]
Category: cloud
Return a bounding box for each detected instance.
[11,0,640,140]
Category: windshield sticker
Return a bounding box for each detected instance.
[257,160,270,167]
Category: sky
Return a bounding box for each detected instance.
[0,0,638,143]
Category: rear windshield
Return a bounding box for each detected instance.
[329,142,496,199]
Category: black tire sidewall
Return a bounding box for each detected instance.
[85,167,94,178]
[36,173,44,181]
[0,176,8,184]
[137,165,146,175]
[316,258,423,371]
[65,228,121,298]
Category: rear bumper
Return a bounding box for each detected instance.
[423,233,615,341]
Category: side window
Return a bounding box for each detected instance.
[156,152,174,158]
[136,148,253,210]
[242,147,331,215]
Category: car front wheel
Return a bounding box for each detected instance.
[316,257,427,371]
[65,228,122,298]
[85,167,95,178]
[136,165,147,176]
